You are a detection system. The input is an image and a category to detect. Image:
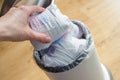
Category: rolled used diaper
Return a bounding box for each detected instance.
[29,5,73,50]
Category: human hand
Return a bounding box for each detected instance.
[0,6,51,43]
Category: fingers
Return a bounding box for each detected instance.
[28,28,51,43]
[18,5,45,16]
[6,5,45,17]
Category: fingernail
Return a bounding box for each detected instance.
[44,36,51,43]
[41,8,45,11]
[42,8,45,10]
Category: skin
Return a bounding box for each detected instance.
[0,6,51,43]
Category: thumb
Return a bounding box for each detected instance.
[28,28,51,43]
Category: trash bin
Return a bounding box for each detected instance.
[17,0,113,80]
[33,20,113,80]
[1,0,113,79]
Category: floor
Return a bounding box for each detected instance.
[0,0,120,80]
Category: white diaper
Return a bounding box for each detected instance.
[29,5,70,50]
